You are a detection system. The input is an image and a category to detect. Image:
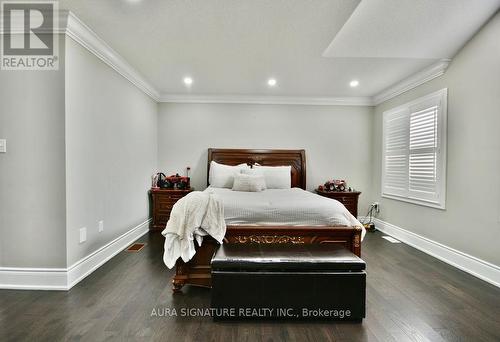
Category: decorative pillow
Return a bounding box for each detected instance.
[253,165,291,189]
[209,161,249,188]
[241,168,267,190]
[232,174,267,192]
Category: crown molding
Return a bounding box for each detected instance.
[159,59,452,106]
[2,10,451,107]
[372,59,451,105]
[159,94,374,106]
[64,11,160,101]
[1,10,159,100]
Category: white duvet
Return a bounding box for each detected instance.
[205,187,365,239]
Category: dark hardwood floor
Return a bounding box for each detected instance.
[1,231,499,342]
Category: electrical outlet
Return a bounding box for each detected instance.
[98,220,104,233]
[79,227,87,243]
[0,139,6,153]
[372,202,380,214]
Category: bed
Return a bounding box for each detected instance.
[171,148,364,292]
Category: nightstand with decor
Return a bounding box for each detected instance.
[316,179,361,218]
[150,188,193,231]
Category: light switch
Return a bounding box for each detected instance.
[0,139,6,153]
[98,220,104,232]
[79,227,87,243]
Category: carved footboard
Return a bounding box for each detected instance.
[172,225,362,292]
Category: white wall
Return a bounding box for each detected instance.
[0,35,67,268]
[64,37,158,266]
[371,12,500,266]
[0,31,158,273]
[158,103,373,214]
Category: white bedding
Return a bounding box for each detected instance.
[162,191,226,269]
[205,187,365,239]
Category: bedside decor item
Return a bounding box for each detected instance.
[154,172,168,188]
[153,172,190,189]
[152,174,159,189]
[165,173,190,189]
[316,189,361,217]
[323,179,347,192]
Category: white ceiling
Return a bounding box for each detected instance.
[323,0,500,59]
[59,0,500,99]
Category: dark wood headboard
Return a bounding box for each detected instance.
[207,148,306,189]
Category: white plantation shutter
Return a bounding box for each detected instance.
[409,105,438,200]
[382,89,447,209]
[383,109,409,197]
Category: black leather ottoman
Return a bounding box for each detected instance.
[211,243,366,321]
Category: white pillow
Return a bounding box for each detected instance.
[241,168,264,176]
[232,174,267,192]
[253,165,291,189]
[209,161,249,188]
[240,168,267,190]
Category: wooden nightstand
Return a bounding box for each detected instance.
[150,188,193,231]
[316,190,361,218]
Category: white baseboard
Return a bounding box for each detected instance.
[66,219,151,288]
[0,267,68,291]
[0,219,151,291]
[372,218,500,288]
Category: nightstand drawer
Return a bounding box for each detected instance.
[158,194,183,201]
[150,188,193,231]
[339,199,357,208]
[157,208,172,216]
[315,190,361,218]
[335,196,355,203]
[157,201,176,211]
[343,203,357,213]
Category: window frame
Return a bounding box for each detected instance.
[381,88,448,210]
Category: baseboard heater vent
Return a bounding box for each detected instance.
[126,243,146,252]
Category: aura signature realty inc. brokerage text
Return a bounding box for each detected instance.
[150,307,353,319]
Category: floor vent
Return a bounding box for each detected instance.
[126,243,146,252]
[382,236,401,243]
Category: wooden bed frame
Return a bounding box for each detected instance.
[172,148,363,292]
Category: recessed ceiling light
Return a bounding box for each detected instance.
[350,80,359,87]
[267,78,277,87]
[183,77,193,86]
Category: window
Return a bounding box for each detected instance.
[382,88,447,209]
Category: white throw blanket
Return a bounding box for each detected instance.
[161,191,226,269]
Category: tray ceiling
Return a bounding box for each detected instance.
[59,0,500,100]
